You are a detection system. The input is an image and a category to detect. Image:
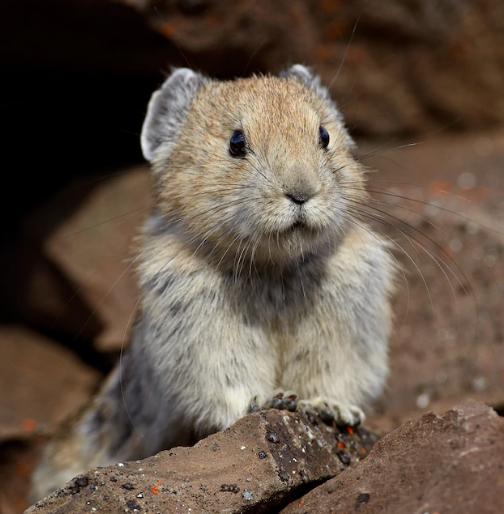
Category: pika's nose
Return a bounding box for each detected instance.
[285,190,313,205]
[281,162,321,205]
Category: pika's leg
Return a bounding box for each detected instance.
[280,229,394,428]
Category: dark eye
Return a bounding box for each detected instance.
[229,130,247,157]
[319,126,330,149]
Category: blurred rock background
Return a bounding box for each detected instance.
[1,1,504,511]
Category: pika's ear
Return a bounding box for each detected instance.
[281,64,355,149]
[141,68,206,162]
[280,64,328,100]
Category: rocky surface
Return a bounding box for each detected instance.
[26,410,376,513]
[360,132,504,434]
[0,326,101,513]
[281,402,504,514]
[0,326,101,443]
[24,403,504,513]
[135,0,504,135]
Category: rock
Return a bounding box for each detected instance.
[4,0,504,142]
[12,166,152,353]
[357,132,504,433]
[25,410,377,513]
[0,324,100,512]
[130,0,504,135]
[281,402,504,513]
[0,236,103,343]
[0,325,101,442]
[42,166,152,352]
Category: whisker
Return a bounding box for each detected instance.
[58,206,149,239]
[343,202,475,339]
[338,214,411,330]
[74,248,147,341]
[345,197,471,302]
[359,192,501,294]
[341,181,504,234]
[51,270,99,332]
[344,207,435,312]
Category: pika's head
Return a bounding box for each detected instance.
[141,65,367,265]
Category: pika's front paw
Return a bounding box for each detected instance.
[247,390,298,414]
[298,397,365,427]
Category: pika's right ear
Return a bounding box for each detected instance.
[280,64,329,102]
[141,68,205,162]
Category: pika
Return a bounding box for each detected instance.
[30,65,395,501]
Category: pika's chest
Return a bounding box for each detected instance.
[230,271,331,332]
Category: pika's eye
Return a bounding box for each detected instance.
[229,130,247,157]
[319,126,330,149]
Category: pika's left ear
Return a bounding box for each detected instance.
[279,64,329,100]
[141,68,206,163]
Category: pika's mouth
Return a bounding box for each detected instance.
[279,220,304,234]
[279,219,317,236]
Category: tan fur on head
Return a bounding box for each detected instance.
[30,65,395,504]
[150,72,366,266]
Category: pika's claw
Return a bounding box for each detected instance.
[298,397,365,427]
[282,390,298,412]
[247,395,260,413]
[248,390,299,413]
[269,390,285,409]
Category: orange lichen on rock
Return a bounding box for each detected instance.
[21,418,37,432]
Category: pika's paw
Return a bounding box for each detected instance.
[297,397,365,427]
[247,390,298,414]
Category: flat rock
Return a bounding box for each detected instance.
[281,402,504,514]
[26,410,376,513]
[25,166,151,352]
[0,326,101,442]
